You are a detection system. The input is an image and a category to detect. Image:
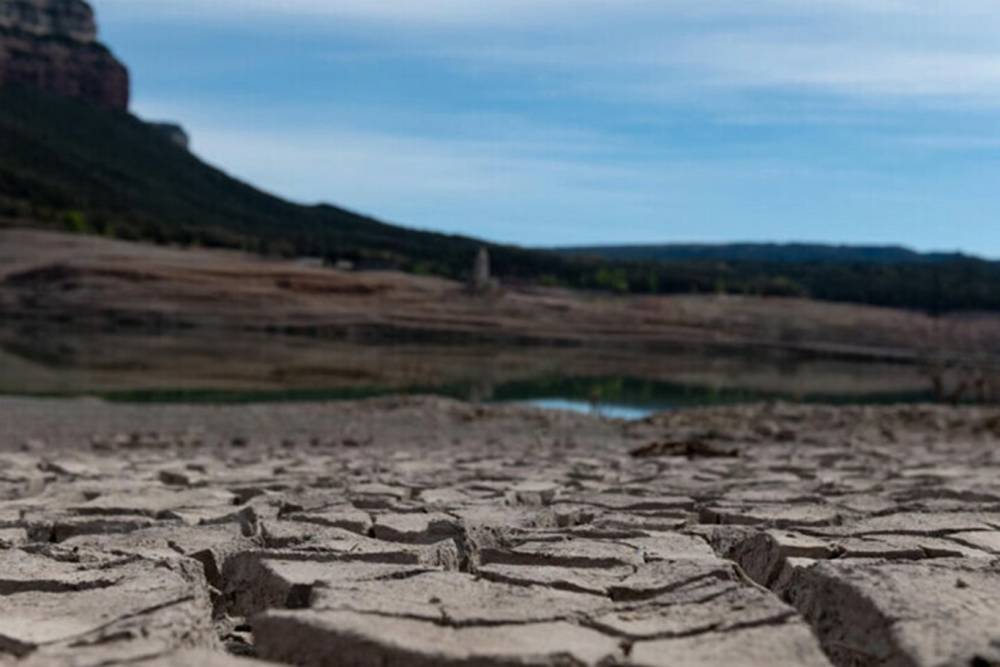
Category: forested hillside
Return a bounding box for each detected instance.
[4,86,1000,313]
[557,243,968,265]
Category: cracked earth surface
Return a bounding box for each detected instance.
[1,397,1000,666]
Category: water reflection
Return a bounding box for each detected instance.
[0,325,936,408]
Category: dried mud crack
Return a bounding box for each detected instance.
[2,397,1000,666]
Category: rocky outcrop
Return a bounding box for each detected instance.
[0,0,96,41]
[0,0,128,109]
[149,122,191,150]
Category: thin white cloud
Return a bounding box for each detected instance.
[135,95,855,244]
[95,0,1000,105]
[96,0,661,26]
[897,134,1000,152]
[181,121,675,204]
[665,36,1000,99]
[93,0,1000,27]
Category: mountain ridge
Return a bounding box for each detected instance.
[554,242,977,265]
[0,84,564,281]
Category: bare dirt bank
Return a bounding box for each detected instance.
[4,229,996,361]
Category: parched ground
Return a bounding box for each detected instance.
[2,397,1000,666]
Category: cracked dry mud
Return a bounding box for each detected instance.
[2,398,1000,666]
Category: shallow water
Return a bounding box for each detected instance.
[513,398,662,420]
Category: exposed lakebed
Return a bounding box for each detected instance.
[2,398,999,666]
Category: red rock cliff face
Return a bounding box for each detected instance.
[0,0,129,110]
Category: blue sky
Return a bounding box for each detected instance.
[93,1,1000,254]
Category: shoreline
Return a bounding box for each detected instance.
[5,228,997,363]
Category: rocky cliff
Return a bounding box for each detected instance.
[0,0,128,109]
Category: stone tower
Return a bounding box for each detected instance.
[468,247,499,295]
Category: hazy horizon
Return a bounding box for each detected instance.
[94,1,1000,256]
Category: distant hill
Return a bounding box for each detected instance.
[555,243,973,265]
[5,87,1000,313]
[0,85,564,281]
